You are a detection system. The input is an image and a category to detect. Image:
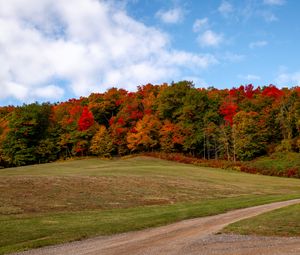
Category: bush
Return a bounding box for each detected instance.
[140,152,300,179]
[286,167,300,178]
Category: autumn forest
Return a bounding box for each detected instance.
[0,81,299,170]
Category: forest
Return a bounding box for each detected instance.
[0,81,299,168]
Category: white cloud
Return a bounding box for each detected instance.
[238,74,261,81]
[193,18,209,32]
[156,7,184,24]
[224,1,279,23]
[0,82,29,101]
[276,72,300,86]
[263,0,285,6]
[249,40,268,49]
[218,1,234,16]
[193,19,224,49]
[197,30,223,47]
[0,79,64,102]
[0,0,216,103]
[33,85,64,100]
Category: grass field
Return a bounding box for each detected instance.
[224,204,300,236]
[245,152,300,176]
[1,156,300,254]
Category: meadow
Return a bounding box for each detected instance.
[224,204,300,237]
[1,156,300,254]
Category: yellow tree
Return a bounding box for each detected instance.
[233,111,267,161]
[90,125,113,157]
[127,114,161,152]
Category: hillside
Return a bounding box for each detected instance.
[1,157,300,254]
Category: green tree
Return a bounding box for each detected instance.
[35,138,59,163]
[2,103,52,166]
[157,81,194,121]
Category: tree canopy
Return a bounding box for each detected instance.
[0,81,299,167]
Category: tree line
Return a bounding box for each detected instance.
[0,81,299,167]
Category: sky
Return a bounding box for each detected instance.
[0,0,300,106]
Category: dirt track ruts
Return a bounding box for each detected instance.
[13,198,300,255]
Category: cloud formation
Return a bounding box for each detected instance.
[197,30,223,47]
[156,7,184,24]
[238,74,261,81]
[0,0,215,103]
[218,1,280,23]
[218,1,234,16]
[193,18,209,32]
[276,71,300,86]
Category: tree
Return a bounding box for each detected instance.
[109,90,145,155]
[232,111,267,161]
[90,125,113,157]
[218,124,232,160]
[35,138,59,163]
[0,112,11,167]
[262,85,284,99]
[127,114,161,152]
[2,103,52,166]
[88,88,127,127]
[159,120,186,152]
[274,90,300,152]
[78,106,94,131]
[219,101,238,126]
[157,81,194,121]
[0,82,298,167]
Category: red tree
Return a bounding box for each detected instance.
[219,101,238,126]
[78,106,94,131]
[262,85,283,99]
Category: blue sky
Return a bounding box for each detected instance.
[0,0,299,105]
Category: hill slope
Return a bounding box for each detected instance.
[1,156,300,254]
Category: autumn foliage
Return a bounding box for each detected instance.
[78,106,94,131]
[0,82,299,178]
[219,101,238,126]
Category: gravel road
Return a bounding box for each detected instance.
[13,199,300,255]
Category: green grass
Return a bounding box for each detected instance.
[223,203,300,237]
[1,195,299,255]
[0,156,300,254]
[245,152,300,175]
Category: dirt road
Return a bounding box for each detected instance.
[14,199,300,255]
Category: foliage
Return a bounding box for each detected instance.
[127,114,161,152]
[90,125,113,157]
[243,152,300,178]
[0,83,299,173]
[1,103,53,166]
[159,120,186,152]
[232,111,267,160]
[78,106,94,131]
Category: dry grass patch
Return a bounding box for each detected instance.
[1,156,300,216]
[0,175,243,214]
